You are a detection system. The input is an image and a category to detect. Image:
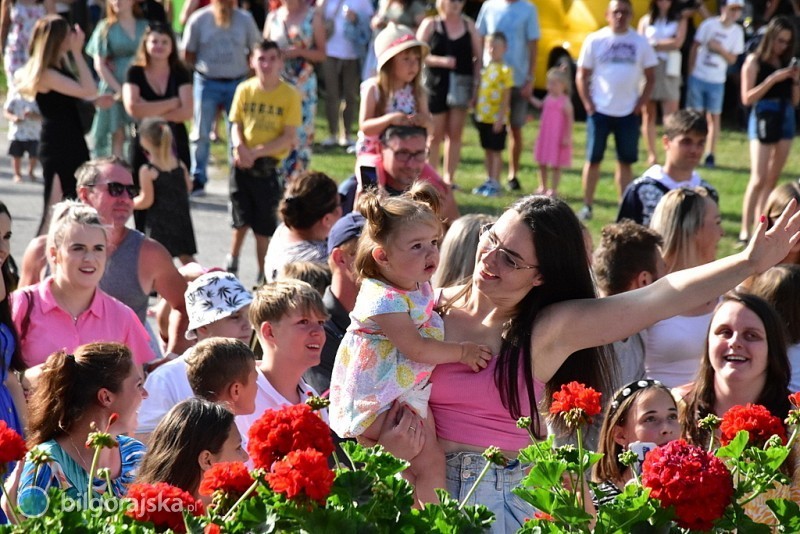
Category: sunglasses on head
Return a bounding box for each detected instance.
[86,182,140,199]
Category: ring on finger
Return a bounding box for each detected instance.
[408,426,416,432]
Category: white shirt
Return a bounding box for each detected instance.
[235,367,326,453]
[691,17,744,84]
[137,350,194,434]
[644,310,715,388]
[578,27,658,116]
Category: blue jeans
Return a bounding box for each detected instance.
[445,452,534,533]
[190,73,243,187]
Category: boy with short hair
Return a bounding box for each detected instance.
[227,40,302,282]
[617,109,719,225]
[186,337,258,416]
[135,272,254,442]
[472,32,513,198]
[686,0,745,168]
[235,279,330,448]
[4,89,41,183]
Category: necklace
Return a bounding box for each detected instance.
[68,434,90,470]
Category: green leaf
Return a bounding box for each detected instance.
[767,498,800,531]
[521,459,567,488]
[182,509,205,534]
[716,430,750,459]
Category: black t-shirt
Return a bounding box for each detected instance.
[126,64,192,102]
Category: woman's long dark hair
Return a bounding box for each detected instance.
[683,292,792,447]
[756,16,796,65]
[442,196,616,437]
[0,202,24,373]
[648,0,680,23]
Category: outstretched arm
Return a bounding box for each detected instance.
[532,201,800,383]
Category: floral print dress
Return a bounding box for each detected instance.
[267,6,319,180]
[329,278,443,438]
[3,1,46,88]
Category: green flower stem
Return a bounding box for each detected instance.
[222,479,260,522]
[707,432,715,454]
[102,469,115,498]
[576,425,586,510]
[786,424,799,450]
[0,474,21,524]
[458,460,492,511]
[331,449,343,472]
[86,444,102,505]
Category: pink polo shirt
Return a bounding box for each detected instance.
[11,278,155,367]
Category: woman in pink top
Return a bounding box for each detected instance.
[427,194,800,532]
[11,200,154,376]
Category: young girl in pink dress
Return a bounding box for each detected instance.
[532,67,573,197]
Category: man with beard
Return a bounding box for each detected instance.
[182,0,262,196]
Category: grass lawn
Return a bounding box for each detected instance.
[283,101,797,259]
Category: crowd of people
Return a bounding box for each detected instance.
[2,0,800,531]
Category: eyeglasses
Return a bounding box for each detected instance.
[86,182,140,199]
[387,147,428,163]
[479,224,538,272]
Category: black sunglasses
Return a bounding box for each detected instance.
[86,182,140,199]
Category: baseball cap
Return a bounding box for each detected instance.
[327,212,366,256]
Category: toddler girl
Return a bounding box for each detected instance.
[531,67,573,197]
[592,379,680,507]
[355,23,433,189]
[329,182,491,504]
[133,117,197,264]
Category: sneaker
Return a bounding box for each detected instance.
[577,205,593,221]
[507,177,521,191]
[704,153,715,168]
[320,137,337,147]
[225,254,239,275]
[472,179,501,197]
[190,187,206,198]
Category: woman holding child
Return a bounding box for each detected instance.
[425,194,800,530]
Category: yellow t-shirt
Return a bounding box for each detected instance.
[475,62,514,124]
[229,77,302,160]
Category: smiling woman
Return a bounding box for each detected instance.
[9,201,154,369]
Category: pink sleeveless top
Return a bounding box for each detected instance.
[429,355,545,450]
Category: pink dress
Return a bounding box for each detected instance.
[534,94,572,168]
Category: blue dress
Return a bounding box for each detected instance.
[0,323,23,435]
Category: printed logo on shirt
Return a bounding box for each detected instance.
[599,42,637,65]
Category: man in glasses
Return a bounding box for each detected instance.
[576,0,658,221]
[340,125,459,224]
[19,156,192,358]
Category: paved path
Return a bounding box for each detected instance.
[0,119,262,287]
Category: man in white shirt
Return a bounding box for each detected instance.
[686,0,745,168]
[576,0,658,221]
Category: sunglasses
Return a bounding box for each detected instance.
[86,182,140,199]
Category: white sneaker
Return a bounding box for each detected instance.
[577,205,593,221]
[320,137,337,147]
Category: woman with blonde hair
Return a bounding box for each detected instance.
[16,15,108,235]
[10,201,154,371]
[432,213,494,289]
[644,187,724,387]
[85,0,147,158]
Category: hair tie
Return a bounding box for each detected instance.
[609,379,662,411]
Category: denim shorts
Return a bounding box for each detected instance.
[585,112,640,164]
[747,99,797,141]
[445,452,534,534]
[686,75,725,115]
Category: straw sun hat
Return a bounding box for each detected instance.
[374,23,429,71]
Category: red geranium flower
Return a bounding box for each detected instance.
[199,461,253,497]
[0,421,27,468]
[265,448,334,504]
[789,392,800,409]
[204,524,221,534]
[642,439,733,531]
[247,404,334,469]
[549,381,602,427]
[719,403,787,447]
[533,511,555,521]
[126,482,205,533]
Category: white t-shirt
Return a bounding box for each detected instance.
[691,17,745,84]
[577,27,658,116]
[137,350,194,434]
[644,310,715,388]
[324,0,374,60]
[235,367,326,453]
